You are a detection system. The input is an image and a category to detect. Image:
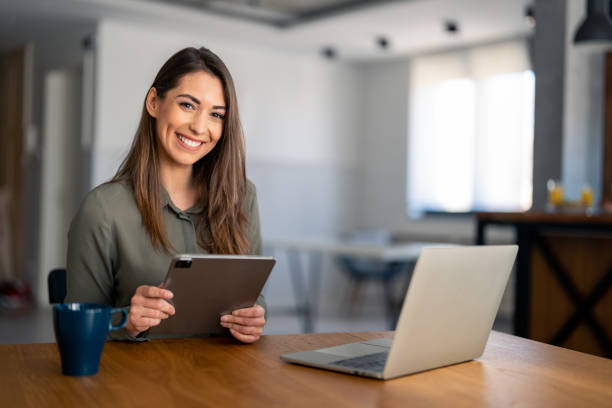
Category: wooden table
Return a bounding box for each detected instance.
[475,211,612,358]
[1,331,610,407]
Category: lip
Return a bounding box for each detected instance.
[175,132,205,151]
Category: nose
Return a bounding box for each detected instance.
[189,112,207,136]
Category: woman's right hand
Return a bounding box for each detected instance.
[126,285,175,337]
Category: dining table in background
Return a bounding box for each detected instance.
[265,238,453,332]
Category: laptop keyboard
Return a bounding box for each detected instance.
[331,351,389,372]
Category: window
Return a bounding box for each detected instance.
[408,40,534,216]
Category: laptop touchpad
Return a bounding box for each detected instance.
[317,342,388,358]
[362,338,393,348]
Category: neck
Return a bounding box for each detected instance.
[159,156,197,203]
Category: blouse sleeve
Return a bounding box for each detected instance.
[65,189,116,305]
[246,181,262,256]
[65,188,145,342]
[246,181,267,316]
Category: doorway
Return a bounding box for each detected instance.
[0,46,30,284]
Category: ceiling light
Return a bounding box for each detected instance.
[321,47,337,59]
[573,0,612,45]
[444,20,459,35]
[525,5,535,27]
[376,36,390,50]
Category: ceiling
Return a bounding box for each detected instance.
[141,0,397,28]
[0,0,534,61]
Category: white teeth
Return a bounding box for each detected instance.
[177,134,202,147]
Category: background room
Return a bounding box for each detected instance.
[1,0,610,359]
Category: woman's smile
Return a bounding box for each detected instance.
[176,132,204,151]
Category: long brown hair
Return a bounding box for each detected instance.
[111,47,249,255]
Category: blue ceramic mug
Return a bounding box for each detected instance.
[53,303,128,376]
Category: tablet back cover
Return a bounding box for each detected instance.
[150,255,274,337]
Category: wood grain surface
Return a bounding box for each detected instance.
[604,51,612,206]
[530,234,612,356]
[475,211,612,225]
[0,331,610,407]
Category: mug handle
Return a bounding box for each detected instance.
[108,308,128,331]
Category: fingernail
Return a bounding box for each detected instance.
[221,315,229,322]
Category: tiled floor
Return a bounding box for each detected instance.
[0,304,513,345]
[0,306,56,344]
[0,306,392,344]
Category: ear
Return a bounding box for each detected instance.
[145,87,159,118]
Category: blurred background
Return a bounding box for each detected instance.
[0,0,610,358]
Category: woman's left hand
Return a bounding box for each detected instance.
[220,304,266,343]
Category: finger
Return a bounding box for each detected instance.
[129,305,169,324]
[131,297,174,316]
[131,317,162,331]
[126,321,141,336]
[229,328,259,343]
[221,315,265,327]
[133,307,169,320]
[232,305,265,318]
[137,297,175,315]
[137,285,174,300]
[222,323,262,336]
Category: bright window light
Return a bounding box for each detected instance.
[408,41,534,216]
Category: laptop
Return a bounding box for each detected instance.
[280,245,518,380]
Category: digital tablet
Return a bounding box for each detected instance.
[149,254,275,338]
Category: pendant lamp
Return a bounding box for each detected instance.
[574,0,612,44]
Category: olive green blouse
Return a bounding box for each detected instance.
[65,180,264,341]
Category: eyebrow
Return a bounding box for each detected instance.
[176,94,226,110]
[177,94,200,105]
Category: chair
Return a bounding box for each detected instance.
[336,230,415,329]
[48,268,67,304]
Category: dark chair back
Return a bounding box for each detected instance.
[48,268,67,304]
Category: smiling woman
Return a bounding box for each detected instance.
[150,72,226,170]
[64,47,266,344]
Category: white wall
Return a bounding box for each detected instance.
[91,19,521,314]
[357,58,516,245]
[354,51,523,245]
[357,60,411,229]
[38,69,82,306]
[93,19,366,307]
[94,19,367,237]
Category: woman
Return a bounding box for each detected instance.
[65,47,266,343]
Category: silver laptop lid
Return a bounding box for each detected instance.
[383,245,517,379]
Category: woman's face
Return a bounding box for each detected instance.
[146,71,226,170]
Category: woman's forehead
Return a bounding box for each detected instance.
[172,71,225,105]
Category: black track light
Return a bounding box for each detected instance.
[376,36,390,50]
[321,46,337,59]
[445,20,459,35]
